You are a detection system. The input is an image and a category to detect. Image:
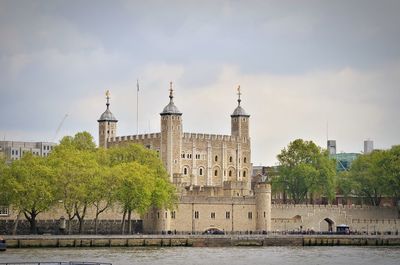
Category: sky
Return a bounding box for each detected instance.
[1,0,399,166]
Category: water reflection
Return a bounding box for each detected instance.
[1,246,399,265]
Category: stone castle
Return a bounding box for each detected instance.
[98,83,272,233]
[1,84,398,235]
[96,84,400,234]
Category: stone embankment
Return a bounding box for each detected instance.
[3,235,400,248]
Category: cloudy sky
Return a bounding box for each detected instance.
[1,0,399,165]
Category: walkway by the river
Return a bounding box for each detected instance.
[3,234,400,248]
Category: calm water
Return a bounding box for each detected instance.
[1,247,399,265]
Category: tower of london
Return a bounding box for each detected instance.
[97,83,271,233]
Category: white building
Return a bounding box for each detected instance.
[0,141,56,161]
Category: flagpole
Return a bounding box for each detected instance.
[137,79,139,135]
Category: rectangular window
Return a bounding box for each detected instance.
[196,154,200,159]
[226,211,230,219]
[171,211,176,219]
[194,211,199,219]
[12,150,14,155]
[211,212,215,219]
[0,206,9,216]
[248,212,253,219]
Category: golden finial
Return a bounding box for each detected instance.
[169,81,174,99]
[237,85,242,105]
[105,90,110,108]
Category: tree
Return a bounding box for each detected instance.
[274,139,336,204]
[348,150,390,206]
[383,145,400,204]
[109,144,177,234]
[90,149,117,234]
[49,132,99,234]
[336,171,356,204]
[0,157,12,206]
[9,153,57,234]
[114,162,153,234]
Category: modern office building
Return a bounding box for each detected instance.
[327,140,337,155]
[0,141,56,161]
[364,140,374,154]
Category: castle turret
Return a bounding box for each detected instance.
[160,82,182,182]
[98,90,118,148]
[231,85,250,138]
[254,181,272,232]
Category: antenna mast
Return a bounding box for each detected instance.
[136,79,139,135]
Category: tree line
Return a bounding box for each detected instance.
[273,139,400,206]
[0,132,176,234]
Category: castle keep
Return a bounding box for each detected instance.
[98,84,272,233]
[1,84,398,235]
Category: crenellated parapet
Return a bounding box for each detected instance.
[179,194,256,205]
[109,133,161,142]
[182,132,249,143]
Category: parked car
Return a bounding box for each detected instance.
[336,224,350,235]
[203,228,225,235]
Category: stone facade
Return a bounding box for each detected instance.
[1,202,399,234]
[97,85,269,233]
[0,141,56,161]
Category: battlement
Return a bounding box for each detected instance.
[351,218,398,224]
[182,132,249,143]
[110,133,161,142]
[179,195,256,205]
[271,204,396,210]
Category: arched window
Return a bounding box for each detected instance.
[214,170,218,176]
[199,168,203,176]
[183,167,188,175]
[244,157,247,163]
[215,155,218,162]
[243,171,247,178]
[229,156,233,163]
[229,170,232,177]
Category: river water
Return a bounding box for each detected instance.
[1,247,400,265]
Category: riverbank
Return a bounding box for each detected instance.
[2,234,400,248]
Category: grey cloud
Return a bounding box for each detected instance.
[1,0,400,164]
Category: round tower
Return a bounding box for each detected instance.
[98,90,118,148]
[160,82,182,182]
[254,181,272,232]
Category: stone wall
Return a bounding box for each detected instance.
[271,204,400,233]
[0,219,142,235]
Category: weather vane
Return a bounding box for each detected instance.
[237,85,241,104]
[169,81,174,98]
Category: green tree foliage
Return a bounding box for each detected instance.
[108,144,177,234]
[347,147,400,206]
[336,171,356,204]
[0,157,12,206]
[2,132,177,235]
[8,153,57,234]
[108,144,177,209]
[49,132,99,234]
[274,139,336,204]
[90,148,118,234]
[383,145,400,203]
